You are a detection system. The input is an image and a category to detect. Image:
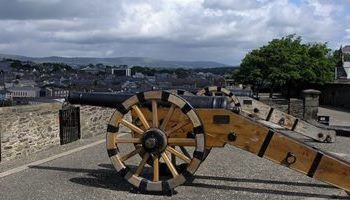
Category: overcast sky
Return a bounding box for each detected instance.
[0,0,349,65]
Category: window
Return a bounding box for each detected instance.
[344,53,350,62]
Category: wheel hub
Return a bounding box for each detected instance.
[141,128,167,154]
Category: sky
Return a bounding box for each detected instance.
[0,0,349,65]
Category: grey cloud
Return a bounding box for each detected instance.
[203,0,264,10]
[0,0,349,64]
[0,0,118,20]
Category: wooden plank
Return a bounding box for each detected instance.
[115,137,141,144]
[197,109,268,150]
[119,119,144,134]
[168,138,196,146]
[161,153,179,177]
[132,105,150,130]
[160,104,175,130]
[135,153,150,176]
[153,156,159,182]
[144,91,162,100]
[120,147,142,162]
[196,108,350,192]
[166,146,191,163]
[151,100,159,128]
[237,97,336,142]
[238,96,271,119]
[314,155,350,191]
[166,120,191,136]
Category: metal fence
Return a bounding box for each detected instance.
[59,106,81,145]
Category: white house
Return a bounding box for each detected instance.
[342,45,350,79]
[7,86,41,98]
[111,66,131,77]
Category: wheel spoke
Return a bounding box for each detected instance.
[161,153,178,177]
[132,105,150,130]
[160,104,175,130]
[166,146,191,163]
[135,153,150,176]
[119,119,144,134]
[115,137,141,144]
[166,119,191,136]
[120,147,143,162]
[153,156,159,182]
[171,146,176,166]
[168,138,196,146]
[152,100,159,128]
[180,146,191,158]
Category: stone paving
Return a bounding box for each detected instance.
[0,133,349,200]
[318,106,350,127]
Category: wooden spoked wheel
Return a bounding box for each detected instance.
[167,89,195,96]
[131,89,198,169]
[106,91,205,192]
[197,86,241,113]
[131,89,195,161]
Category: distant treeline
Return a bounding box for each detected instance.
[131,66,238,77]
[193,67,239,75]
[3,58,237,77]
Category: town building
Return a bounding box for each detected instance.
[111,66,131,77]
[45,87,69,98]
[80,66,101,74]
[7,86,41,98]
[0,90,5,100]
[342,45,350,79]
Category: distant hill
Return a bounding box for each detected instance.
[0,53,230,69]
[193,67,239,75]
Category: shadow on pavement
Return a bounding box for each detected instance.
[185,175,347,199]
[29,164,348,199]
[194,175,334,188]
[184,181,348,199]
[29,165,131,192]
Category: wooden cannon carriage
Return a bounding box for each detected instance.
[67,90,350,195]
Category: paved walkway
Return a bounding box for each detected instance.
[0,133,349,199]
[319,106,350,127]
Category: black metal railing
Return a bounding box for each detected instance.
[59,106,81,145]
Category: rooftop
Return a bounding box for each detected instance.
[7,86,41,91]
[342,45,350,53]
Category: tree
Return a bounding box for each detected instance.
[10,60,23,70]
[233,35,335,97]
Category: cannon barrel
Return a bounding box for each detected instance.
[67,92,229,109]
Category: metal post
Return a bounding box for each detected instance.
[335,66,337,80]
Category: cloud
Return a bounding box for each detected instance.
[0,0,349,65]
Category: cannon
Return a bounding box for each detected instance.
[67,90,350,195]
[197,86,336,143]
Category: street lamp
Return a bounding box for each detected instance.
[0,70,4,107]
[0,70,4,88]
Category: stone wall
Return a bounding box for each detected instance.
[318,83,350,109]
[288,98,304,119]
[260,98,289,112]
[260,98,303,119]
[0,103,116,162]
[79,106,115,139]
[0,103,61,161]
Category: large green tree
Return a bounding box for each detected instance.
[233,35,336,97]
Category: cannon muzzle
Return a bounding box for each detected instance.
[67,92,229,109]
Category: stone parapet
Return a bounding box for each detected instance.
[79,106,115,139]
[0,103,62,161]
[0,103,116,162]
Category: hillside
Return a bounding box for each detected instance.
[0,53,230,69]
